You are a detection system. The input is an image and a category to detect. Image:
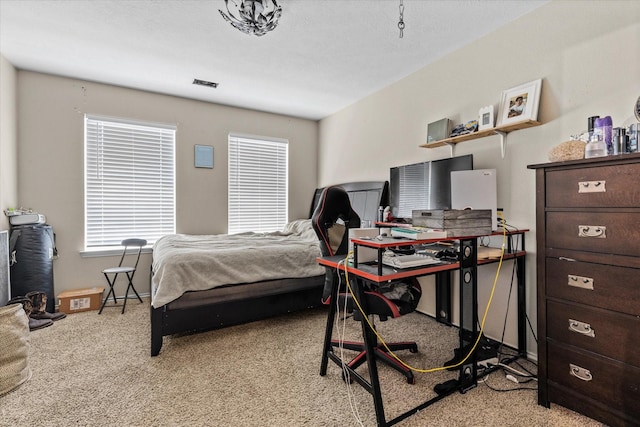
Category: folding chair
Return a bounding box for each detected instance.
[98,238,146,314]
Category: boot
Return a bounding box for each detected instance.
[7,296,53,331]
[25,291,66,321]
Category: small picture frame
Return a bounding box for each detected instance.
[478,105,494,131]
[194,144,214,168]
[497,79,542,126]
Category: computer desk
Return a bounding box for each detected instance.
[317,229,528,427]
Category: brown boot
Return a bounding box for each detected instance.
[7,296,53,330]
[25,291,66,321]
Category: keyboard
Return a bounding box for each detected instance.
[381,253,441,269]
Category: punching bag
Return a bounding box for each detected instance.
[9,224,56,313]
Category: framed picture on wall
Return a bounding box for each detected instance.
[478,105,494,131]
[497,79,542,126]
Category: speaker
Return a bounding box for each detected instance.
[0,230,9,306]
[426,118,451,144]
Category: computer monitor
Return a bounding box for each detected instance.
[389,154,473,220]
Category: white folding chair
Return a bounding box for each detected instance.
[98,238,146,314]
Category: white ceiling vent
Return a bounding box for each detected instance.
[192,79,218,88]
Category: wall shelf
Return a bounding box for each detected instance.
[419,119,541,158]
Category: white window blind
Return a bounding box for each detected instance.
[84,115,176,249]
[228,134,288,234]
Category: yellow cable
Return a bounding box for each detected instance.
[342,214,508,374]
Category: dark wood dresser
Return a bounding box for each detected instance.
[528,153,640,427]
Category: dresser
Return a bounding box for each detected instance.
[528,153,640,427]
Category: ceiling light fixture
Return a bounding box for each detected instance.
[398,0,405,38]
[219,0,282,37]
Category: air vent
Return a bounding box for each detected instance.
[192,79,218,88]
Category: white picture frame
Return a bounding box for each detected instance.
[496,79,542,126]
[478,105,494,131]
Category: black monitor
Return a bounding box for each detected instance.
[389,154,473,220]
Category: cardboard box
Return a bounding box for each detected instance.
[412,209,492,237]
[57,287,104,314]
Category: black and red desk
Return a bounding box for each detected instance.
[317,229,528,427]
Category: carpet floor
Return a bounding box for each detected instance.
[0,299,605,426]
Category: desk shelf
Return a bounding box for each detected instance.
[419,119,541,158]
[350,229,528,281]
[332,251,525,284]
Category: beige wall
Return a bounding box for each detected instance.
[0,55,18,232]
[318,1,640,356]
[6,1,639,357]
[16,72,318,298]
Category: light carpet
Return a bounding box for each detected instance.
[0,299,604,426]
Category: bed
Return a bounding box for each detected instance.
[150,181,388,356]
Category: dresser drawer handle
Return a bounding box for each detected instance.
[569,363,592,382]
[567,274,594,290]
[578,180,606,193]
[568,319,595,337]
[578,225,606,238]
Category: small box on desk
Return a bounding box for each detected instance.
[412,209,492,237]
[57,287,104,314]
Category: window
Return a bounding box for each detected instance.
[228,134,288,234]
[84,115,175,250]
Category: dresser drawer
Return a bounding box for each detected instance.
[546,163,640,208]
[547,341,640,419]
[546,257,640,316]
[547,300,640,367]
[546,211,640,257]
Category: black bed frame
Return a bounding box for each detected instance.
[150,181,388,356]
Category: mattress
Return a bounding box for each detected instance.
[151,219,325,308]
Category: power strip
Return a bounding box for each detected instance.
[477,357,499,368]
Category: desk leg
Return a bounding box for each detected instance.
[516,254,527,357]
[458,238,478,392]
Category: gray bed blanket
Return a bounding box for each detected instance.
[151,219,324,308]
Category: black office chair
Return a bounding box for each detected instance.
[98,238,146,314]
[312,186,422,384]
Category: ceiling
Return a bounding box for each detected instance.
[0,0,548,120]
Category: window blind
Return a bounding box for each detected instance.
[84,115,176,249]
[228,134,288,234]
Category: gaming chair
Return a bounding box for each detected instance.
[311,185,422,384]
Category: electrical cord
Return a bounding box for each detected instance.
[481,377,537,393]
[511,358,537,375]
[478,359,535,378]
[495,234,518,363]
[526,312,538,344]
[341,213,509,374]
[334,258,365,427]
[494,362,537,380]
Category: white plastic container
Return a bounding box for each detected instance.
[584,137,607,158]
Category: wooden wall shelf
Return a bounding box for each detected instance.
[419,119,541,157]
